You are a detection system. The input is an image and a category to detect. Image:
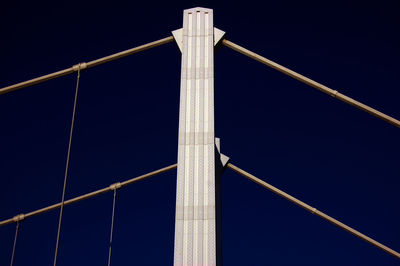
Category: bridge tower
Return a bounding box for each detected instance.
[172,7,226,266]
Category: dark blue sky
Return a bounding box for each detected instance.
[1,1,399,265]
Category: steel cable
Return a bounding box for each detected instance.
[0,164,177,227]
[9,221,20,266]
[227,163,400,259]
[107,188,118,266]
[222,39,400,128]
[53,66,82,266]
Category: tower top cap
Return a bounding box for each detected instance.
[184,7,213,13]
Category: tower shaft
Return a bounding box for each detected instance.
[174,7,216,266]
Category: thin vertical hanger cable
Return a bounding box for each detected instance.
[10,220,20,266]
[53,65,83,266]
[107,184,120,266]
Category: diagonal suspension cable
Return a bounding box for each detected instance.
[0,36,174,95]
[222,39,400,128]
[227,163,400,259]
[0,164,177,227]
[53,66,82,266]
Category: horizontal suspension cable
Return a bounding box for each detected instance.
[227,163,400,259]
[0,163,177,227]
[0,36,174,95]
[222,39,400,128]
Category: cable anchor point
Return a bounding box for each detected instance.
[72,62,87,71]
[109,182,122,191]
[12,214,25,222]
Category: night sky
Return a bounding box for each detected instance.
[1,1,399,265]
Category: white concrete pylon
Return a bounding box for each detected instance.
[172,7,225,266]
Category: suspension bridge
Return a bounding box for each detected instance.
[1,7,399,266]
